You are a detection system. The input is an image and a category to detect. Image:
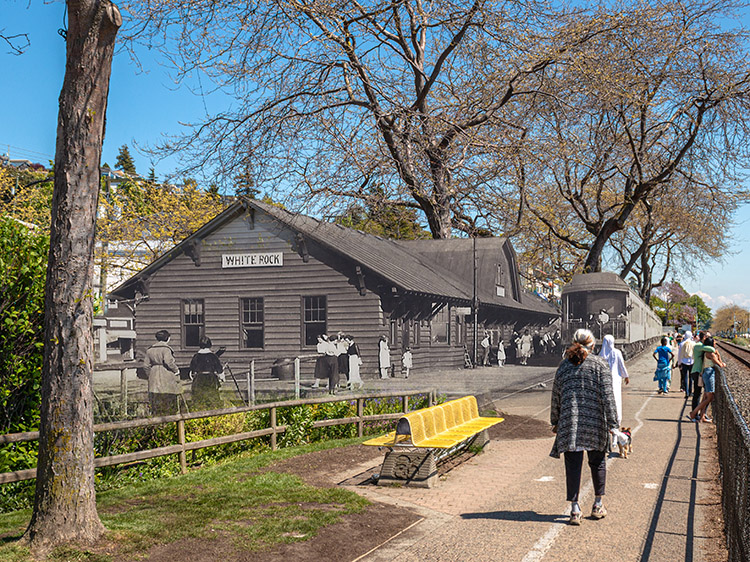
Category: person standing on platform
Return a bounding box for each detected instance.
[480,331,491,366]
[402,346,413,378]
[688,336,724,422]
[188,335,224,410]
[690,331,709,411]
[653,337,674,394]
[497,339,506,367]
[312,335,327,389]
[550,328,618,525]
[335,331,350,387]
[598,334,629,427]
[518,330,533,365]
[321,334,339,394]
[378,335,391,379]
[145,329,181,415]
[346,335,364,390]
[677,331,696,397]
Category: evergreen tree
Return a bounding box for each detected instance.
[115,144,136,175]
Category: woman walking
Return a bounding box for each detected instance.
[653,337,674,394]
[598,335,630,427]
[550,329,618,525]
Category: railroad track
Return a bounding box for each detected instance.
[716,339,750,369]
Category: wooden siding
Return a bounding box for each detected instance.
[132,211,467,378]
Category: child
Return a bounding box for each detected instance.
[497,339,506,367]
[402,347,413,379]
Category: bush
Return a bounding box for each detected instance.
[0,219,47,474]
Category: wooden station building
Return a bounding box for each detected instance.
[108,198,558,377]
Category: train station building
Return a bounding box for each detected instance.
[108,198,558,377]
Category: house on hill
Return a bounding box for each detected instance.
[108,198,558,377]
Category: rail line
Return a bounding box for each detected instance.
[716,339,750,369]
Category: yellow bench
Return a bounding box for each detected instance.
[364,396,503,487]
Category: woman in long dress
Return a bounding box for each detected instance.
[598,335,629,427]
[346,335,364,390]
[519,330,533,365]
[378,335,391,379]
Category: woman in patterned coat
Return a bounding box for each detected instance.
[550,329,618,525]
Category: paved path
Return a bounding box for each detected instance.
[344,354,721,562]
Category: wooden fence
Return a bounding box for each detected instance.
[0,389,435,485]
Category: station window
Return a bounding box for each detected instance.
[182,298,204,347]
[431,305,450,345]
[303,296,327,346]
[241,297,264,349]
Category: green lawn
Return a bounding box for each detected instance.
[0,438,369,561]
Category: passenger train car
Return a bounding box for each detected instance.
[561,272,662,348]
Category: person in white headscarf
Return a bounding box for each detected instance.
[677,331,695,397]
[598,335,630,426]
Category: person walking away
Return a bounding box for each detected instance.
[551,329,618,525]
[598,334,630,427]
[188,335,224,410]
[677,331,696,397]
[480,332,491,366]
[145,329,181,415]
[402,346,413,378]
[378,335,391,379]
[346,335,364,390]
[497,338,506,367]
[688,337,724,422]
[653,338,674,394]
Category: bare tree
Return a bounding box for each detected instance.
[22,0,121,553]
[123,0,615,238]
[522,0,750,273]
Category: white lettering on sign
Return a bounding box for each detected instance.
[222,252,284,268]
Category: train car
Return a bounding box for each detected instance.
[561,272,662,347]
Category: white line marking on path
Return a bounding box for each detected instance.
[535,476,555,482]
[643,483,659,489]
[521,394,653,562]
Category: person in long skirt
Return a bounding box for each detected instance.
[497,339,506,367]
[518,330,533,365]
[653,337,674,394]
[598,335,630,426]
[378,335,391,379]
[346,335,364,390]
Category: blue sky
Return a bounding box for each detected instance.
[1,0,749,313]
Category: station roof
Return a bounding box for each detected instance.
[110,197,556,318]
[562,272,631,294]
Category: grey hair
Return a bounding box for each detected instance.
[572,328,596,348]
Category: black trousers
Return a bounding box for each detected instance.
[680,364,692,394]
[564,450,606,502]
[691,372,703,412]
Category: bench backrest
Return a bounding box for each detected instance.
[400,396,484,445]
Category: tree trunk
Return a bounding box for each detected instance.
[24,0,121,553]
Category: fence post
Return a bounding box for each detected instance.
[119,367,128,417]
[177,419,187,474]
[357,398,364,438]
[429,390,435,407]
[250,360,255,406]
[294,357,300,400]
[270,406,277,450]
[402,394,408,414]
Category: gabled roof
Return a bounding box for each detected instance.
[109,197,556,318]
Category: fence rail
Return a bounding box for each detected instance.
[0,389,435,486]
[715,361,750,562]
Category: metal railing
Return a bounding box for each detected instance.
[0,389,436,485]
[715,364,750,562]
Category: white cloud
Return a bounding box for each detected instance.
[705,293,750,309]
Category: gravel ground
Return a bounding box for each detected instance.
[723,356,750,426]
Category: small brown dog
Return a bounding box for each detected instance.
[617,427,633,458]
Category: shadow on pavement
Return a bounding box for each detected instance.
[459,510,565,523]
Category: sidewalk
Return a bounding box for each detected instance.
[344,353,724,561]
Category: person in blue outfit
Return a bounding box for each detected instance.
[653,337,674,394]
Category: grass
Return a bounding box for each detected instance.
[0,437,369,561]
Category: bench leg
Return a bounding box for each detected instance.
[377,449,437,488]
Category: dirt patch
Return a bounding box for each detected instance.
[118,501,419,562]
